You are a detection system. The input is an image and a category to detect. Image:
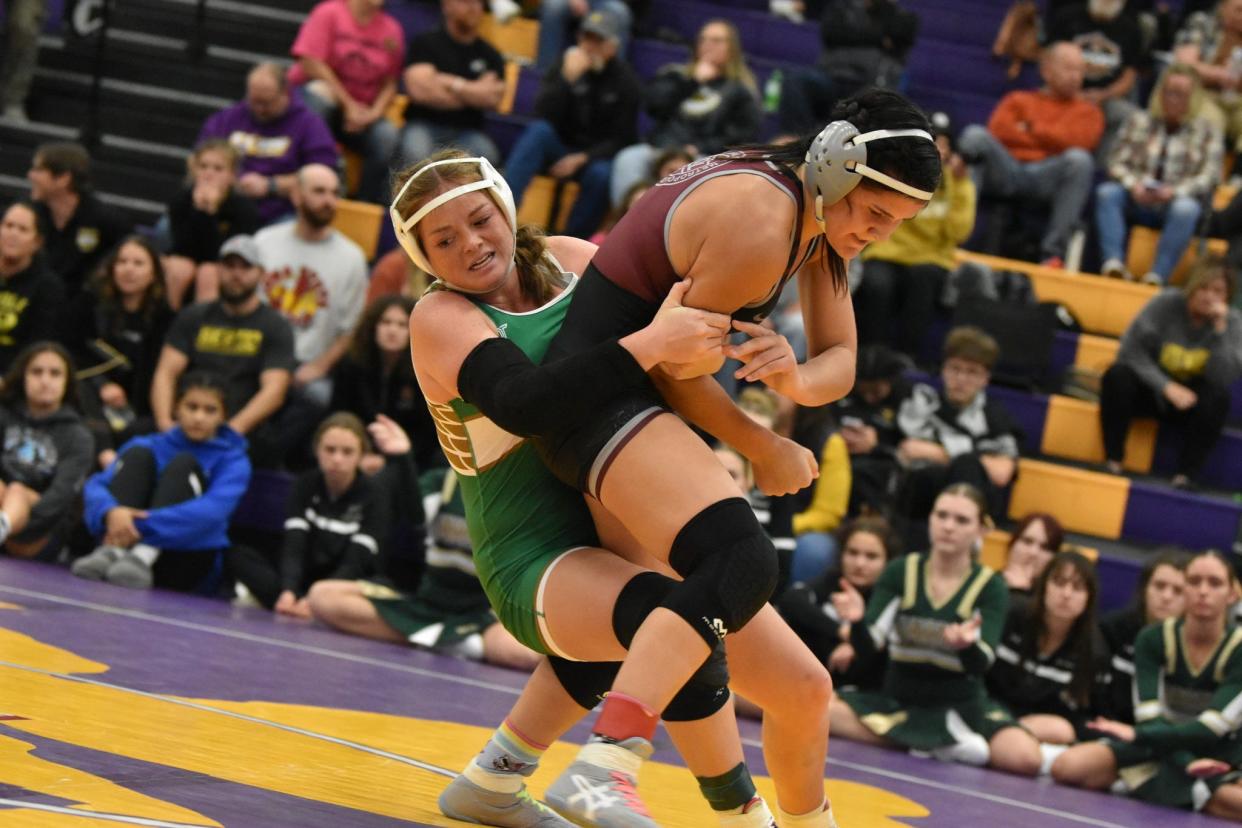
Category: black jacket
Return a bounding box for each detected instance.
[535,56,642,159]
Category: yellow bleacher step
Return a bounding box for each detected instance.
[1126,227,1227,286]
[1009,458,1129,540]
[979,530,1098,573]
[515,175,579,231]
[1040,394,1156,473]
[332,198,385,261]
[1074,333,1119,373]
[956,250,1157,337]
[480,14,539,64]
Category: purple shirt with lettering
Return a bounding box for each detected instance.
[197,98,340,225]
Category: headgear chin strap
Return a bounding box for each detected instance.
[804,123,936,230]
[389,156,517,279]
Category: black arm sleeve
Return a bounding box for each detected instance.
[456,336,650,438]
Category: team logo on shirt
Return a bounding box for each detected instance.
[76,227,100,253]
[657,151,744,186]
[0,291,29,345]
[264,267,329,327]
[229,131,293,159]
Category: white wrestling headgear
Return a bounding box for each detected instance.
[804,122,936,230]
[389,156,517,279]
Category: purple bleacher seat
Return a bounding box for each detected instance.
[984,384,1049,455]
[1095,555,1140,613]
[387,0,440,42]
[1123,482,1242,550]
[629,39,691,81]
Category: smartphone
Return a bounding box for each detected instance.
[841,416,864,429]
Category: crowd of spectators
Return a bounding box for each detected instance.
[4,0,1242,820]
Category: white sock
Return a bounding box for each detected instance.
[779,799,836,827]
[718,796,775,827]
[130,544,160,566]
[1039,742,1069,776]
[0,510,11,544]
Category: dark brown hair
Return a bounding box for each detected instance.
[1025,550,1100,707]
[1,341,78,411]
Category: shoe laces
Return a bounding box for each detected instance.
[514,786,557,815]
[608,770,653,817]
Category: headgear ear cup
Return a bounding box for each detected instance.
[389,156,517,278]
[803,122,937,228]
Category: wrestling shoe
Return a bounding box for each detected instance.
[545,737,657,827]
[719,796,778,827]
[439,772,574,827]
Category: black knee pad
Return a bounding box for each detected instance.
[548,657,620,711]
[664,498,778,645]
[662,640,731,722]
[612,571,677,648]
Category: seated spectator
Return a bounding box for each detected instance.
[330,295,442,473]
[1052,550,1242,818]
[164,139,262,308]
[1045,0,1144,161]
[1172,0,1242,153]
[535,0,633,73]
[958,42,1104,267]
[777,0,918,135]
[987,551,1110,763]
[0,0,44,123]
[229,412,391,614]
[608,19,761,208]
[65,236,175,465]
[652,146,694,181]
[364,246,431,306]
[1099,256,1242,488]
[719,389,797,569]
[0,343,92,560]
[197,62,340,226]
[1099,549,1188,723]
[894,326,1020,551]
[256,164,368,467]
[310,436,538,670]
[397,0,505,168]
[775,515,899,692]
[1000,512,1063,606]
[150,235,295,467]
[72,371,250,592]
[288,0,405,203]
[27,142,128,296]
[1095,65,1223,285]
[504,9,641,239]
[0,201,65,372]
[829,483,1042,775]
[788,414,852,585]
[832,344,910,517]
[856,112,976,357]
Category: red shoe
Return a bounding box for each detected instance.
[1040,256,1064,269]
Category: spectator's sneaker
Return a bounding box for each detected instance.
[1040,256,1064,270]
[1141,271,1163,286]
[1100,258,1129,280]
[719,796,778,827]
[439,773,574,826]
[105,551,153,589]
[71,545,125,581]
[546,737,657,827]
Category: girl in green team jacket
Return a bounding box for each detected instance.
[827,482,1044,776]
[1053,549,1242,820]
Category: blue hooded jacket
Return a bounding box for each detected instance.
[84,426,251,551]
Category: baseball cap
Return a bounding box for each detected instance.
[580,8,622,41]
[219,234,261,265]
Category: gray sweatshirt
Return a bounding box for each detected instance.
[1118,289,1242,394]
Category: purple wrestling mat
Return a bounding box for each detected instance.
[0,556,1231,827]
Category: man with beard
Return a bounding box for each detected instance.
[197,63,340,226]
[150,234,295,467]
[254,164,367,467]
